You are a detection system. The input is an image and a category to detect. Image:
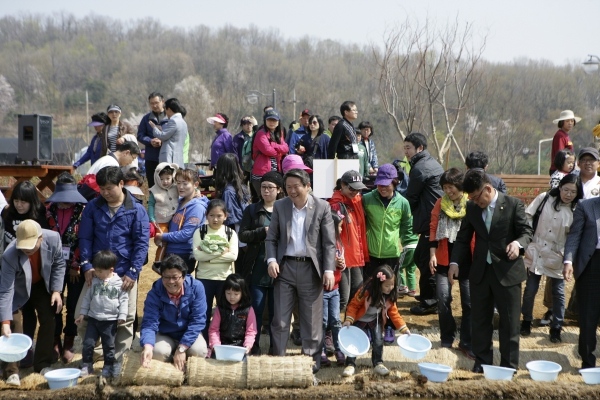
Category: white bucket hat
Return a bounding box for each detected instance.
[553,110,582,124]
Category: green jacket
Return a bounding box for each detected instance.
[357,142,370,177]
[362,190,418,258]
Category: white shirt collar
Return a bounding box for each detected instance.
[489,188,499,209]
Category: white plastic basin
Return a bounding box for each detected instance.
[44,368,81,389]
[397,334,432,360]
[482,365,517,381]
[338,326,370,357]
[0,333,32,362]
[213,345,246,361]
[526,360,562,382]
[580,367,600,384]
[418,362,452,382]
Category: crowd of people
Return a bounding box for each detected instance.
[0,100,598,387]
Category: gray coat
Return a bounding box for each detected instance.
[265,195,336,278]
[563,197,600,279]
[0,229,66,321]
[153,113,187,167]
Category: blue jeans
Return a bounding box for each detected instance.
[436,271,472,348]
[322,289,342,352]
[521,272,564,329]
[345,319,383,367]
[199,279,225,343]
[250,285,274,348]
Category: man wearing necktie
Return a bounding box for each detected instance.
[449,169,532,372]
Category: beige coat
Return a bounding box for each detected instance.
[524,192,573,278]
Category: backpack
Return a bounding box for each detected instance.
[241,136,254,172]
[198,224,234,242]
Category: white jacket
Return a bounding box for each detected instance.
[524,192,573,278]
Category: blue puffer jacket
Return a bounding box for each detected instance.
[73,135,102,168]
[163,196,209,254]
[79,189,150,280]
[222,184,249,226]
[140,275,207,348]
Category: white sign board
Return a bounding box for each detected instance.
[312,159,360,199]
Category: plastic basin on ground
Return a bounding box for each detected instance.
[418,362,452,382]
[338,326,370,357]
[44,368,81,389]
[482,364,517,381]
[397,334,432,360]
[0,333,32,362]
[213,345,246,361]
[526,360,562,382]
[580,367,600,384]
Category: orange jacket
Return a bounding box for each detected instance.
[344,288,408,332]
[328,191,369,267]
[429,198,475,266]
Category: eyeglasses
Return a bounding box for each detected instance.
[162,275,183,282]
[261,185,278,191]
[469,188,485,202]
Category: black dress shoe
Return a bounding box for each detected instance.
[410,304,438,315]
[290,329,302,346]
[472,364,484,373]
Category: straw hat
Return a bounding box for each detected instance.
[552,110,582,124]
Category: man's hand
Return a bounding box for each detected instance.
[268,261,279,279]
[506,241,520,260]
[84,269,95,287]
[122,275,136,291]
[140,345,153,368]
[429,254,438,274]
[323,273,335,291]
[563,262,574,282]
[1,323,11,337]
[69,267,80,284]
[173,349,186,371]
[151,138,162,147]
[448,264,459,286]
[51,291,63,313]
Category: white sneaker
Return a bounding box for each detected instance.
[40,367,53,376]
[6,374,20,386]
[342,365,355,377]
[374,363,390,376]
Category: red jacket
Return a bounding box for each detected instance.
[345,287,407,332]
[328,191,369,267]
[251,128,289,176]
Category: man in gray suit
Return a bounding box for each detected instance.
[0,220,65,386]
[563,196,600,368]
[149,97,187,167]
[266,169,336,373]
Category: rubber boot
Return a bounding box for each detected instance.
[62,336,76,363]
[52,336,62,364]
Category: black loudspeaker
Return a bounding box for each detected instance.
[17,114,53,162]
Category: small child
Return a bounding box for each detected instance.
[148,163,179,267]
[549,149,575,189]
[342,265,410,377]
[208,274,257,357]
[321,211,346,367]
[193,199,239,342]
[75,250,128,378]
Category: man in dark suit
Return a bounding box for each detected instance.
[465,151,507,194]
[563,196,600,369]
[449,169,532,372]
[266,168,336,373]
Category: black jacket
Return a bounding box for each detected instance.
[405,150,444,234]
[238,201,271,284]
[327,118,358,159]
[218,305,250,347]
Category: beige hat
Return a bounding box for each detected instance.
[553,110,582,124]
[16,220,42,250]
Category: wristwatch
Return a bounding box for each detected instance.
[178,346,186,353]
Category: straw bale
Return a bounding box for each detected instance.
[186,356,246,388]
[117,353,184,386]
[247,355,314,388]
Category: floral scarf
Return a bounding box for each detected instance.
[435,193,468,243]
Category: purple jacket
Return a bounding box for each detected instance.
[210,129,233,169]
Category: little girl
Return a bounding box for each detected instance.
[549,149,575,189]
[321,211,346,367]
[342,265,410,377]
[193,199,239,342]
[208,274,257,357]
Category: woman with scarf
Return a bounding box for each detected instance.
[429,168,474,359]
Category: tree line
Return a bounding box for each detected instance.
[0,13,599,173]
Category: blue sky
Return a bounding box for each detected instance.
[2,0,599,65]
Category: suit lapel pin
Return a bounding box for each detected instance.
[500,207,503,210]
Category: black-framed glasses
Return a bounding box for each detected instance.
[162,275,183,282]
[469,188,485,202]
